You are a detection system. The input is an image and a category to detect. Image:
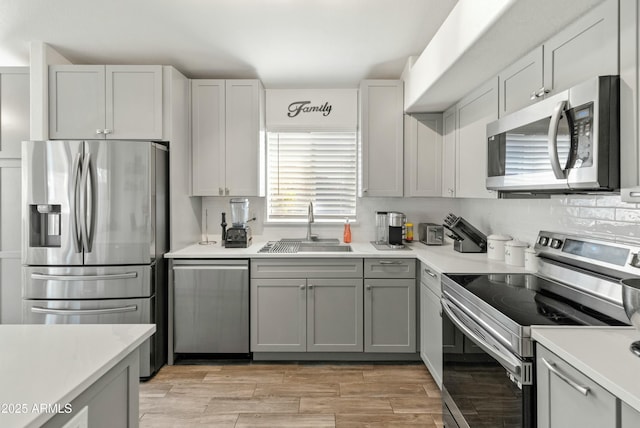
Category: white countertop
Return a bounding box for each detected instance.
[0,324,155,428]
[532,326,640,413]
[166,239,528,274]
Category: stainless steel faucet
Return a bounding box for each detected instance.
[306,202,317,241]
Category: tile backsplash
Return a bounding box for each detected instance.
[457,194,640,246]
[201,193,640,248]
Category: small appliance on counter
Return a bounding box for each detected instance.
[418,223,444,246]
[443,213,487,253]
[388,211,405,248]
[225,198,253,248]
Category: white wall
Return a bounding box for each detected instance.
[458,194,640,247]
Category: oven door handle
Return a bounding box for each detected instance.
[442,299,522,377]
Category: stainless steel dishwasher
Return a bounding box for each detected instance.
[169,259,249,362]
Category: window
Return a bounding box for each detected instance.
[266,131,357,222]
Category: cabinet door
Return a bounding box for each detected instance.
[191,80,226,196]
[225,80,262,196]
[364,278,416,353]
[456,77,498,199]
[441,104,456,197]
[49,65,105,139]
[622,401,640,428]
[307,278,363,352]
[359,80,404,197]
[537,345,616,428]
[420,281,443,388]
[404,113,442,197]
[543,0,618,97]
[251,278,306,352]
[105,65,163,140]
[0,68,29,158]
[498,47,543,116]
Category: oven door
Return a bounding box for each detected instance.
[441,298,534,428]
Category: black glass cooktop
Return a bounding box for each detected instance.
[444,273,627,327]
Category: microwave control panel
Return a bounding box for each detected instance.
[569,103,594,168]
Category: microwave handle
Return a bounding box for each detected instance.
[548,100,568,180]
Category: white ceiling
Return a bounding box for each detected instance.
[0,0,458,88]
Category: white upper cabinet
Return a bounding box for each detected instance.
[498,0,618,117]
[49,65,163,140]
[455,77,498,199]
[441,105,457,198]
[191,79,264,197]
[543,0,618,97]
[359,80,404,197]
[498,47,544,117]
[404,113,442,197]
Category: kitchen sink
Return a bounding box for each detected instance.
[298,244,352,252]
[258,239,351,253]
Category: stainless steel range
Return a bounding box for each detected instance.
[441,231,636,428]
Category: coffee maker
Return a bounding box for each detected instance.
[225,198,253,248]
[387,211,406,248]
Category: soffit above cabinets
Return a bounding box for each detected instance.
[0,0,457,88]
[405,0,605,113]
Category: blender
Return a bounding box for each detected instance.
[225,198,253,248]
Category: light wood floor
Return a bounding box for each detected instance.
[139,361,443,427]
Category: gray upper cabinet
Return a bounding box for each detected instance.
[455,77,498,199]
[498,47,544,117]
[49,65,163,140]
[543,0,618,97]
[404,113,442,197]
[1,67,29,158]
[359,80,404,197]
[191,79,264,197]
[537,344,617,428]
[364,259,416,353]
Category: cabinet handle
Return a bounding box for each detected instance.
[96,129,104,135]
[218,188,223,196]
[424,269,437,278]
[308,284,314,289]
[531,87,549,99]
[103,129,112,134]
[225,188,230,195]
[362,188,368,193]
[366,284,372,290]
[299,284,305,290]
[379,260,403,265]
[541,357,590,396]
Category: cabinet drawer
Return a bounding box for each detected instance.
[364,258,415,278]
[420,261,441,296]
[251,258,363,278]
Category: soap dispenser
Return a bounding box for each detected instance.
[343,218,351,244]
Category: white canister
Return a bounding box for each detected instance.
[504,240,529,266]
[487,234,513,260]
[524,248,538,272]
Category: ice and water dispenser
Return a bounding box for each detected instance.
[29,204,62,247]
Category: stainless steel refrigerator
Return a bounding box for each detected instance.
[21,140,168,378]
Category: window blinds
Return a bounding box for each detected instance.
[267,132,357,221]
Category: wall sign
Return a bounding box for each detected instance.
[266,89,357,131]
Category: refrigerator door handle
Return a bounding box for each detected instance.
[31,272,138,281]
[30,305,138,316]
[70,153,82,253]
[80,153,92,252]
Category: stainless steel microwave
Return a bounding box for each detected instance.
[486,75,619,193]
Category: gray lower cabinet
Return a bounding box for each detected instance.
[419,261,443,387]
[251,259,364,353]
[364,259,416,353]
[537,344,617,428]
